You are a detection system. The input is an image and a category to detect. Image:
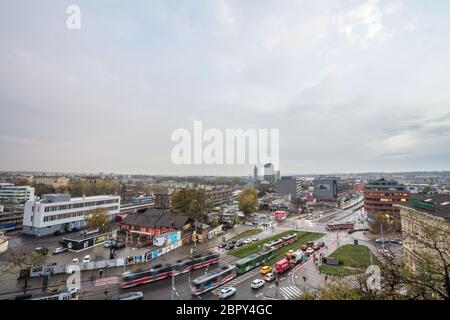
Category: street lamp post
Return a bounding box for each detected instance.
[171,274,175,300]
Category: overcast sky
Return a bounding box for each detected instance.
[1,0,449,176]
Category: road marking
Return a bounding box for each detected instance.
[279,286,302,300]
[95,277,119,287]
[262,295,279,300]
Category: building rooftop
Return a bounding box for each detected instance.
[401,194,450,219]
[122,209,193,229]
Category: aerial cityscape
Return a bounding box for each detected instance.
[0,0,449,307]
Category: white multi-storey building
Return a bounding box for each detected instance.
[0,184,35,205]
[23,194,120,236]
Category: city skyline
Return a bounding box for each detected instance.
[1,1,450,175]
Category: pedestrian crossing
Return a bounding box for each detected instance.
[279,286,302,300]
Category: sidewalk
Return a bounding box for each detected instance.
[292,231,381,296]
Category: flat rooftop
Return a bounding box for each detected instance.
[400,194,450,219]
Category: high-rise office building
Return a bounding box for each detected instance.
[363,179,410,220]
[264,163,275,184]
[253,165,259,182]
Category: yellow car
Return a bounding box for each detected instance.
[260,266,272,275]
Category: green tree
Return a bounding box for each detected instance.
[238,188,258,215]
[86,207,108,231]
[171,188,210,222]
[292,197,306,214]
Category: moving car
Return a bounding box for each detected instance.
[218,287,236,299]
[251,279,265,289]
[260,266,272,275]
[305,247,315,256]
[375,238,390,244]
[111,292,144,300]
[264,272,276,282]
[82,255,91,263]
[52,247,67,255]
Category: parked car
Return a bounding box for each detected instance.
[252,236,259,242]
[35,247,48,255]
[260,266,272,275]
[318,242,325,248]
[251,279,265,289]
[225,243,235,250]
[218,242,227,249]
[72,258,79,264]
[54,230,66,236]
[111,292,144,300]
[52,247,67,255]
[218,287,236,299]
[114,242,126,249]
[235,240,245,247]
[375,238,390,244]
[104,240,115,248]
[379,248,395,260]
[264,272,276,282]
[245,222,253,226]
[390,238,403,245]
[244,238,252,244]
[71,227,80,232]
[82,255,91,263]
[301,244,308,251]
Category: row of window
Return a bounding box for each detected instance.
[43,206,119,222]
[44,199,119,212]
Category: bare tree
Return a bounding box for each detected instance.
[2,248,45,294]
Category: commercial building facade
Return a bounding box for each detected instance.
[313,178,337,202]
[397,195,450,270]
[363,179,410,220]
[23,194,120,236]
[0,184,35,205]
[120,209,193,245]
[276,176,302,200]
